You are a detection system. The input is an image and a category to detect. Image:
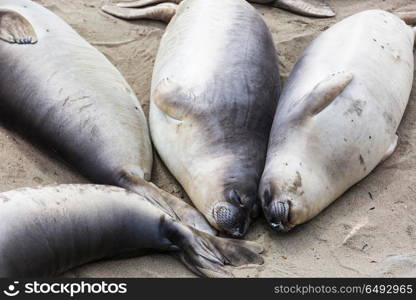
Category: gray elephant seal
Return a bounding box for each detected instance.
[0,0,214,235]
[102,0,335,21]
[259,10,416,231]
[105,0,281,237]
[0,184,263,277]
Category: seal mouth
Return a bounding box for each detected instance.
[261,186,292,232]
[269,200,290,231]
[212,201,250,238]
[264,199,291,232]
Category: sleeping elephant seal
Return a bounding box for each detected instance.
[259,10,415,231]
[0,184,263,277]
[105,0,281,237]
[102,0,335,20]
[0,0,215,235]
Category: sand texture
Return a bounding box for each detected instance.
[1,0,415,277]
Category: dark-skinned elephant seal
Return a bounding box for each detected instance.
[259,10,416,231]
[0,0,215,235]
[0,184,263,277]
[104,0,281,237]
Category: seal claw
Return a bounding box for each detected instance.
[165,220,264,278]
[0,9,38,45]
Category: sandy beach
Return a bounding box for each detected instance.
[1,0,415,277]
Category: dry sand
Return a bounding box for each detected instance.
[1,0,415,277]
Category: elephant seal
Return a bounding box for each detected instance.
[259,10,415,231]
[0,0,214,235]
[0,184,263,277]
[102,0,335,21]
[105,0,281,237]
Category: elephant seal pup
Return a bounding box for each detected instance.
[105,0,281,237]
[0,184,263,277]
[102,0,335,20]
[259,10,416,231]
[0,0,214,235]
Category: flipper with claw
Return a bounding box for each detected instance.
[396,11,416,25]
[163,217,264,277]
[0,9,38,44]
[102,3,178,23]
[147,181,218,235]
[117,166,217,235]
[271,0,335,18]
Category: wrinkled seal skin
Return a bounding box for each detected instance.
[0,185,263,277]
[259,10,415,231]
[0,0,215,235]
[149,0,280,237]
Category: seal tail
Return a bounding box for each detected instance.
[396,11,416,26]
[101,3,178,23]
[164,218,264,277]
[140,182,218,235]
[271,0,335,18]
[395,10,416,41]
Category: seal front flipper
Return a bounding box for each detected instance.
[101,3,177,23]
[117,167,179,219]
[294,72,353,121]
[151,183,218,235]
[117,166,217,235]
[163,218,264,277]
[271,0,335,18]
[0,9,37,44]
[153,78,194,121]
